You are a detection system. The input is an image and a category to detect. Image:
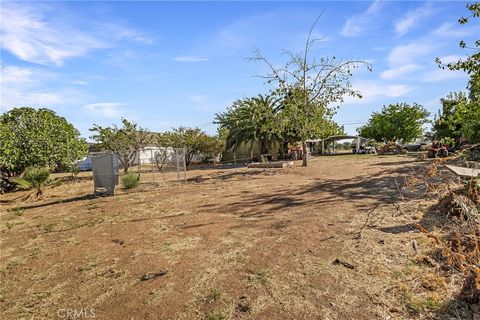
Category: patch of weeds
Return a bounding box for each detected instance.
[162,240,173,252]
[85,204,99,210]
[152,221,168,232]
[404,291,445,314]
[6,260,19,271]
[139,271,167,281]
[147,290,160,303]
[28,246,42,258]
[77,261,98,272]
[420,274,447,291]
[206,288,222,304]
[12,208,24,216]
[98,267,125,279]
[62,218,77,229]
[87,216,104,227]
[205,311,226,320]
[43,223,56,232]
[255,270,271,285]
[5,221,23,230]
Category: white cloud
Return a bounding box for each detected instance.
[421,68,466,82]
[394,3,434,37]
[186,94,233,112]
[343,81,415,105]
[437,54,466,65]
[186,95,216,111]
[192,11,323,57]
[173,56,210,62]
[83,103,124,118]
[341,0,384,37]
[0,3,152,66]
[70,80,89,85]
[387,41,434,67]
[380,64,424,79]
[433,22,478,38]
[0,66,75,111]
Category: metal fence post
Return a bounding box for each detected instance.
[183,147,187,183]
[175,148,180,181]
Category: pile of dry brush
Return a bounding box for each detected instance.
[406,160,479,306]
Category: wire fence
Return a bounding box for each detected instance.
[127,147,187,188]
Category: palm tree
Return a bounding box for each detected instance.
[215,94,282,160]
[15,167,51,197]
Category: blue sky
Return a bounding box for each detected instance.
[1,1,478,138]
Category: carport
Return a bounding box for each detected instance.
[307,135,367,154]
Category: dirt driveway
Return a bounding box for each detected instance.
[1,155,439,319]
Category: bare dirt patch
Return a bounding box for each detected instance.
[0,155,459,319]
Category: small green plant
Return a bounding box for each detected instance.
[43,223,56,232]
[77,261,98,272]
[205,311,226,320]
[68,163,81,181]
[256,270,271,285]
[12,208,24,216]
[206,288,222,303]
[121,172,139,190]
[15,167,51,197]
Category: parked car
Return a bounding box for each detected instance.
[352,145,376,154]
[405,142,429,152]
[76,157,92,171]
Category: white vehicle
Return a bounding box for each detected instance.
[75,157,92,171]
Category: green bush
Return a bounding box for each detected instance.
[121,172,139,190]
[15,167,51,196]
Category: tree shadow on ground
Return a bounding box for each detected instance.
[191,169,272,184]
[200,166,420,220]
[10,194,96,211]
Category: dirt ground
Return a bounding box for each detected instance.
[0,155,463,319]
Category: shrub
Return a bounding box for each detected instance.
[121,172,139,190]
[68,163,81,181]
[15,167,51,197]
[0,176,17,194]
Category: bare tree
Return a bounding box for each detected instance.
[247,13,371,166]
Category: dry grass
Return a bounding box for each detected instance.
[1,155,477,319]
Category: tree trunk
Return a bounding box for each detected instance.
[260,140,268,155]
[302,140,308,166]
[283,140,289,159]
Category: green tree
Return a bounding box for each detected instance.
[157,127,225,166]
[0,107,88,176]
[90,118,150,173]
[248,15,371,166]
[278,87,346,146]
[436,3,479,100]
[432,92,468,141]
[434,3,480,143]
[358,103,430,143]
[200,135,226,163]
